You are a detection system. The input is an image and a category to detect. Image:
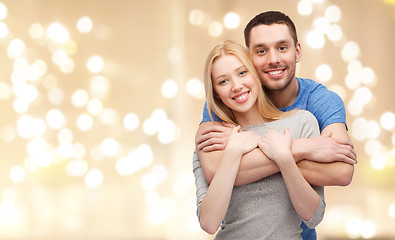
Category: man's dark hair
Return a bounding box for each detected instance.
[244,11,298,48]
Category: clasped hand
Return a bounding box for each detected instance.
[258,129,293,165]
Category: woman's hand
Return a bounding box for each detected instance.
[258,128,293,165]
[226,126,261,156]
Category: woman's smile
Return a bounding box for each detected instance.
[232,91,250,103]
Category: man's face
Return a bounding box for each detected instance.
[248,24,301,92]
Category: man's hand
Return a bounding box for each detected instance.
[195,122,235,152]
[293,130,357,165]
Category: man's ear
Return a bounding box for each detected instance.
[295,42,302,63]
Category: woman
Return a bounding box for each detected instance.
[195,40,325,239]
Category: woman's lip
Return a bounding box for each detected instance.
[232,91,249,103]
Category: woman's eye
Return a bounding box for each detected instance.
[219,79,227,85]
[239,70,247,76]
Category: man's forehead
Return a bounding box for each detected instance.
[249,24,293,46]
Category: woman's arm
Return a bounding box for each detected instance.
[258,129,320,221]
[199,127,259,234]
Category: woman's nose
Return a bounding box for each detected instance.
[231,80,243,92]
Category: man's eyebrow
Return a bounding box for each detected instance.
[251,39,291,49]
[251,43,265,49]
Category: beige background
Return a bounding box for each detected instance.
[0,0,394,239]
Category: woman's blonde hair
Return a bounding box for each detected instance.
[204,40,291,125]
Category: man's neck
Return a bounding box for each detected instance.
[266,77,299,109]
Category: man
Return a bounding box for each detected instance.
[194,11,357,239]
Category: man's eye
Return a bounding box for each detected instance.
[257,49,265,54]
[279,46,287,51]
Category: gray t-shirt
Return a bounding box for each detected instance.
[193,110,325,240]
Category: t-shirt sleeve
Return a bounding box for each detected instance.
[193,150,209,218]
[296,111,326,228]
[303,185,325,228]
[201,101,221,124]
[308,86,347,132]
[297,111,320,139]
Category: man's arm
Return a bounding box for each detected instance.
[294,122,355,186]
[196,121,356,186]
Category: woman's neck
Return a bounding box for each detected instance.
[233,105,265,126]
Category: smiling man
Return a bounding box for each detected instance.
[193,11,357,239]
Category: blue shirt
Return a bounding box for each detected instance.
[200,77,347,240]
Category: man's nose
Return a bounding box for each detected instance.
[267,50,280,64]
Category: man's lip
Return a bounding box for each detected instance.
[265,69,285,78]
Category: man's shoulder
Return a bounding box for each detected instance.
[297,77,327,92]
[297,77,339,100]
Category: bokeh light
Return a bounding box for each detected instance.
[0,2,7,20]
[313,17,330,34]
[0,22,8,39]
[100,138,119,157]
[123,113,139,131]
[77,16,93,33]
[77,114,93,131]
[186,78,204,99]
[380,112,395,130]
[7,39,26,59]
[306,30,325,49]
[315,64,332,82]
[325,5,342,23]
[87,55,104,73]
[297,1,313,16]
[223,12,240,29]
[389,203,395,219]
[161,79,178,98]
[84,169,103,189]
[326,24,342,41]
[71,89,90,108]
[9,166,25,183]
[29,23,44,39]
[167,46,182,63]
[341,41,360,62]
[46,22,69,44]
[189,9,206,26]
[208,21,223,37]
[46,109,66,130]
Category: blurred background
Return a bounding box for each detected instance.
[0,0,394,239]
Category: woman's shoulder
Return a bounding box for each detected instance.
[289,110,319,127]
[289,110,320,137]
[290,109,317,121]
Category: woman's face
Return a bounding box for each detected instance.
[211,54,259,115]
